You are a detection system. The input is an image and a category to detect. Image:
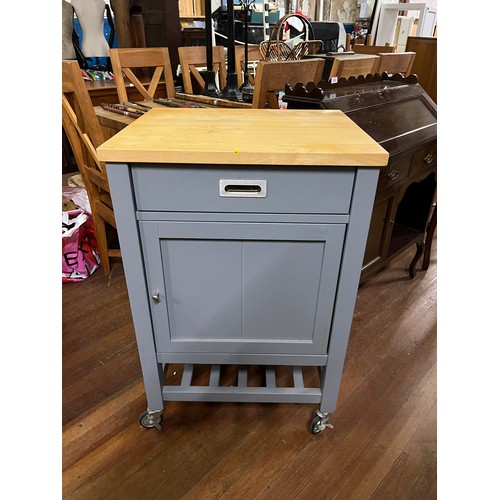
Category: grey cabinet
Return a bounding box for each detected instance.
[98,108,388,433]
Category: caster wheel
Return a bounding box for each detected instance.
[139,410,163,430]
[308,411,333,435]
[309,415,325,434]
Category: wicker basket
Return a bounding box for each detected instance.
[260,14,323,61]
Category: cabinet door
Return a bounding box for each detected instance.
[140,221,346,355]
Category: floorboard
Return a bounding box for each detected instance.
[62,234,437,499]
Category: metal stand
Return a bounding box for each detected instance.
[239,0,255,102]
[202,0,221,97]
[220,0,241,101]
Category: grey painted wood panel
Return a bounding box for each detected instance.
[319,168,380,414]
[139,221,345,355]
[155,352,328,365]
[132,165,355,214]
[105,163,164,412]
[162,386,322,404]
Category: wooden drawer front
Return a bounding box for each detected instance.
[132,165,355,214]
[409,144,437,177]
[378,155,411,190]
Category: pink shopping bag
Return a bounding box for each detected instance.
[62,209,101,283]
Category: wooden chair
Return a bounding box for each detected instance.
[252,58,325,109]
[109,47,176,104]
[352,43,396,55]
[375,51,417,77]
[178,46,227,94]
[328,54,379,80]
[62,60,120,275]
[235,44,264,87]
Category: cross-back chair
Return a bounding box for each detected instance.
[109,47,176,104]
[178,46,227,94]
[62,59,120,275]
[375,51,416,76]
[328,54,380,80]
[235,44,264,87]
[251,58,325,109]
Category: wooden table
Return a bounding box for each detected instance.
[95,93,252,139]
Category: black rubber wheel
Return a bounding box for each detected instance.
[139,410,162,429]
[308,415,324,435]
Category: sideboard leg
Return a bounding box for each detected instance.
[409,242,423,279]
[422,205,437,270]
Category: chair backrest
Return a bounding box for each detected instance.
[352,43,396,55]
[252,58,325,109]
[235,45,264,87]
[328,54,380,80]
[62,60,105,149]
[178,46,227,94]
[375,51,417,76]
[109,47,176,104]
[310,21,341,53]
[62,59,119,275]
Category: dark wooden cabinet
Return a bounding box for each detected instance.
[283,74,437,283]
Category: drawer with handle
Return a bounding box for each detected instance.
[131,165,356,214]
[377,155,411,190]
[409,144,437,177]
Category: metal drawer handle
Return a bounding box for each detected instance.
[152,292,160,303]
[219,179,267,198]
[423,153,435,164]
[386,169,400,181]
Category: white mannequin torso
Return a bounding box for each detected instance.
[68,0,110,57]
[62,0,76,59]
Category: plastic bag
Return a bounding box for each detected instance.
[62,209,100,282]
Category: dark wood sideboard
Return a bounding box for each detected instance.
[283,74,437,284]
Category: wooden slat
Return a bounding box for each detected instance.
[209,365,221,387]
[265,366,276,388]
[292,366,304,388]
[238,366,248,387]
[180,364,194,387]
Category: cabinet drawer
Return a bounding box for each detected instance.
[377,155,411,190]
[132,165,355,214]
[409,144,437,177]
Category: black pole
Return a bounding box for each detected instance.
[242,4,249,87]
[202,0,220,97]
[220,0,241,101]
[239,0,254,102]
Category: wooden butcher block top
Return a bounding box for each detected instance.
[97,108,389,167]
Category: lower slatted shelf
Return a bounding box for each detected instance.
[162,364,323,404]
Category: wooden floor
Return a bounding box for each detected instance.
[62,237,437,499]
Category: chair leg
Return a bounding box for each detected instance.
[92,214,111,275]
